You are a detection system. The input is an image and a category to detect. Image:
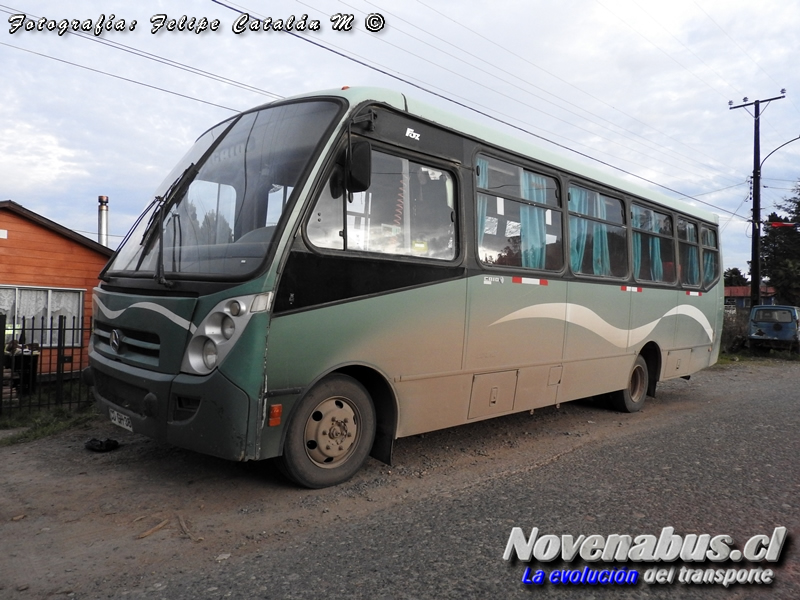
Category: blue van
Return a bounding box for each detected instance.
[748,305,800,353]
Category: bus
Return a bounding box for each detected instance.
[86,87,724,488]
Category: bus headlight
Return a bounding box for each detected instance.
[181,293,272,375]
[202,338,218,370]
[221,315,235,340]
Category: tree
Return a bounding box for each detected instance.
[198,210,232,246]
[760,181,800,305]
[724,267,748,287]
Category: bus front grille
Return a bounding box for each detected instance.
[93,322,160,366]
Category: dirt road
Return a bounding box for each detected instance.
[0,358,797,598]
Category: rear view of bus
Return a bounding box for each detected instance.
[86,87,724,488]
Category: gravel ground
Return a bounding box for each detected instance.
[0,356,797,598]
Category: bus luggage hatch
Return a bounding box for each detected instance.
[468,370,518,420]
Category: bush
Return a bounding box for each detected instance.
[721,308,749,352]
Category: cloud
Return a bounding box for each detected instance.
[0,119,91,195]
[2,0,799,269]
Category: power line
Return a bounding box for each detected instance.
[72,229,124,239]
[409,0,738,180]
[631,0,745,100]
[0,41,240,112]
[222,0,742,188]
[357,0,728,183]
[693,181,749,197]
[0,5,283,101]
[211,0,745,218]
[693,2,785,96]
[0,2,753,220]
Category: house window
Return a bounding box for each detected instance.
[0,286,84,348]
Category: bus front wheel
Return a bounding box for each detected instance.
[278,374,376,489]
[610,355,648,413]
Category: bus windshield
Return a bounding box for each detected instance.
[107,99,342,281]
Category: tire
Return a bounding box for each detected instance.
[278,374,376,489]
[610,355,648,413]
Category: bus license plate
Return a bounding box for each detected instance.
[109,408,133,432]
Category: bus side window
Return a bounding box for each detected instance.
[568,185,627,278]
[677,218,700,286]
[631,204,675,284]
[476,155,562,271]
[700,225,719,288]
[307,150,456,260]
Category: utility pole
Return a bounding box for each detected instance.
[729,91,785,309]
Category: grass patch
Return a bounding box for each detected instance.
[0,404,98,446]
[716,348,800,367]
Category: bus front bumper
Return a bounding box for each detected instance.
[86,351,253,461]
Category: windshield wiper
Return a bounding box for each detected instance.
[134,162,200,285]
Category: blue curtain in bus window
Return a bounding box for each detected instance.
[633,231,643,278]
[520,171,546,269]
[476,157,489,249]
[703,250,717,286]
[592,194,611,276]
[683,245,700,285]
[569,186,589,273]
[689,246,699,284]
[650,236,663,281]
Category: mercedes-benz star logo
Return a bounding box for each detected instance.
[110,329,123,353]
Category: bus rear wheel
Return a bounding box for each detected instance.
[278,374,376,489]
[610,355,648,413]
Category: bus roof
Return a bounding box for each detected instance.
[280,86,719,224]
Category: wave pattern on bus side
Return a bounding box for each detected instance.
[490,303,714,348]
[94,297,198,334]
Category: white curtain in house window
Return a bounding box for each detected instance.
[0,287,84,347]
[1,288,14,345]
[0,288,15,316]
[18,289,48,325]
[51,291,81,325]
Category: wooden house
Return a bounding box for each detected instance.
[1,200,113,381]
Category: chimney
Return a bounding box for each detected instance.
[98,195,109,246]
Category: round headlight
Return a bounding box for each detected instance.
[229,300,242,316]
[202,338,218,370]
[222,315,235,340]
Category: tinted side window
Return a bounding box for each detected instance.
[678,218,700,286]
[476,155,562,270]
[631,204,676,283]
[568,185,627,277]
[307,150,456,260]
[700,225,719,287]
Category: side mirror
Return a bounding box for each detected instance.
[347,140,371,193]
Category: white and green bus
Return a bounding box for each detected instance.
[86,87,723,488]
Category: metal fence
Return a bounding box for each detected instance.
[1,314,93,415]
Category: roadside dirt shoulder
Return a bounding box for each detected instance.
[0,359,796,598]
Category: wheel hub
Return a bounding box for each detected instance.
[304,397,359,467]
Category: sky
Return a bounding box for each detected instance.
[2,0,800,275]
